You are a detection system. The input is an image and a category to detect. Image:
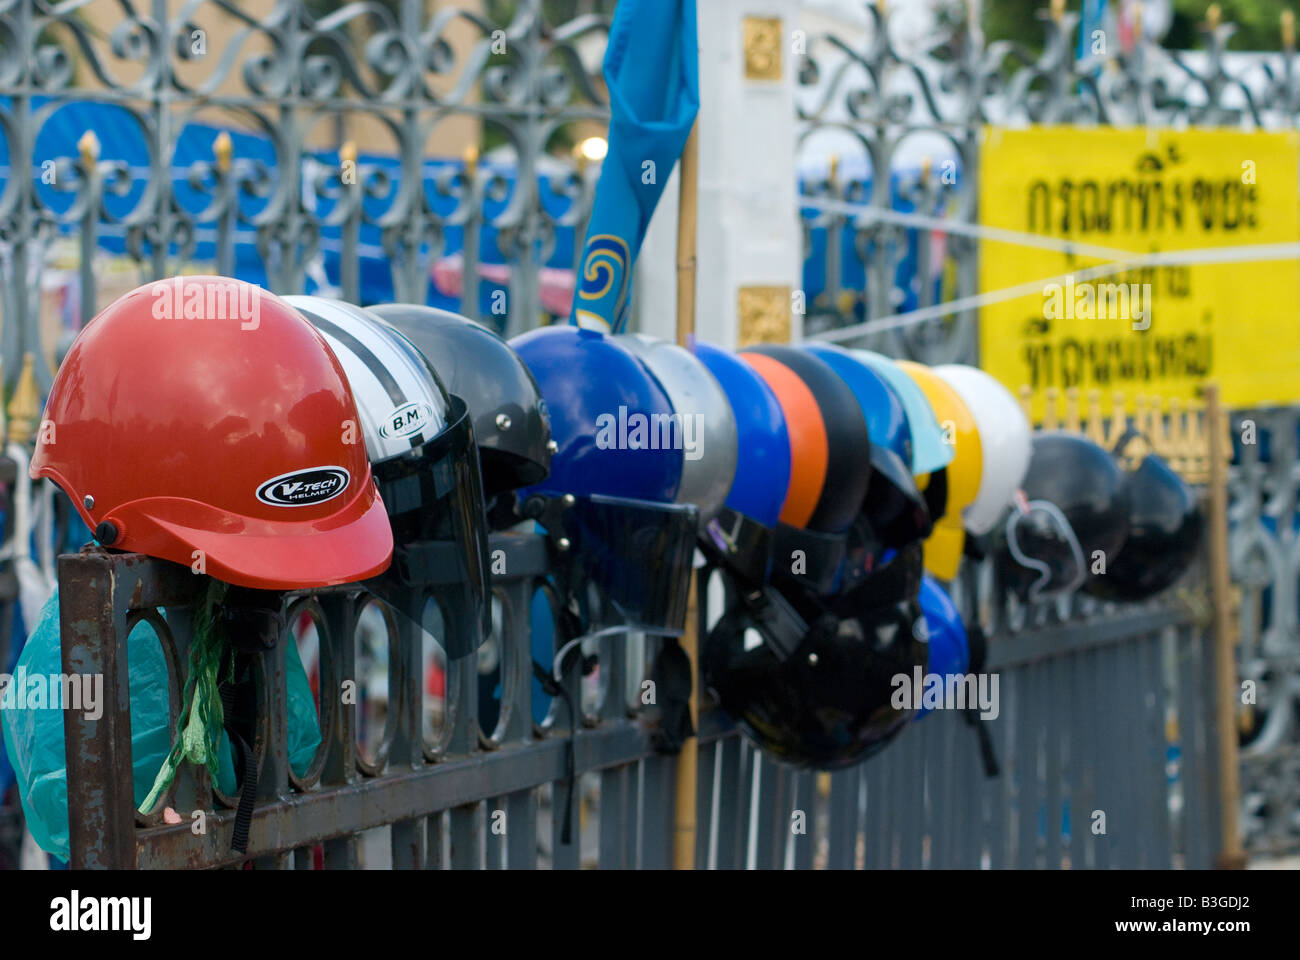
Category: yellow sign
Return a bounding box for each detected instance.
[978,127,1300,415]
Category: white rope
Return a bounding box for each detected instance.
[799,195,1140,261]
[806,241,1300,342]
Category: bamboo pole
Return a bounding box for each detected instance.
[672,119,701,870]
[1204,384,1245,869]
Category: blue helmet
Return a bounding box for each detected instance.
[509,325,696,635]
[803,343,911,466]
[802,343,931,556]
[693,341,791,529]
[917,574,969,718]
[849,349,954,477]
[511,326,682,502]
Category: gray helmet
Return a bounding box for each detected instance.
[615,333,738,526]
[368,304,553,500]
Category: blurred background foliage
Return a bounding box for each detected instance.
[984,0,1293,53]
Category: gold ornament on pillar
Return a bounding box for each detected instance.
[737,285,792,346]
[743,16,782,81]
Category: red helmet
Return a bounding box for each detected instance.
[30,276,393,589]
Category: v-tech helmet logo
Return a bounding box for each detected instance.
[256,466,351,507]
[378,401,434,441]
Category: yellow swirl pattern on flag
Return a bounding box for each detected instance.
[574,234,630,332]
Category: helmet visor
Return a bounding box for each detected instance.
[863,448,933,551]
[555,494,698,635]
[367,394,491,659]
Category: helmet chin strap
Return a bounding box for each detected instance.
[549,625,634,683]
[1005,497,1087,602]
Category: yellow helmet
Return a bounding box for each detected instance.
[897,361,982,580]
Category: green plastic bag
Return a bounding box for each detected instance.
[0,588,321,860]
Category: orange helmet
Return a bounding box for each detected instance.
[738,352,827,530]
[30,276,393,590]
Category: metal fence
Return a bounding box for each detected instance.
[53,501,1220,870]
[0,0,1296,865]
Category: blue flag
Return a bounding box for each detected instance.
[570,0,699,333]
[1077,0,1108,69]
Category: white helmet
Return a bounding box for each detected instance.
[283,296,450,463]
[932,365,1031,536]
[615,333,738,526]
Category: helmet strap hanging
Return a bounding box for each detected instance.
[214,587,284,856]
[958,621,1000,778]
[1004,499,1087,601]
[530,649,583,848]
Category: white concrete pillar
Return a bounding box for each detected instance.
[635,0,802,348]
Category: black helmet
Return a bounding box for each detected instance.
[1083,433,1203,602]
[368,304,552,503]
[702,543,927,770]
[994,432,1130,601]
[740,344,873,595]
[801,343,931,557]
[283,296,492,659]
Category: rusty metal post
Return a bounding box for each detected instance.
[60,551,137,868]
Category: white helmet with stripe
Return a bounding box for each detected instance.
[284,295,490,660]
[283,296,449,464]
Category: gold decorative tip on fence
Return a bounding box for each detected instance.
[1085,389,1106,447]
[1153,397,1174,460]
[8,353,41,446]
[1064,386,1081,433]
[77,130,100,165]
[828,153,839,186]
[1133,390,1154,463]
[464,144,480,180]
[1206,3,1221,30]
[1284,10,1296,50]
[1050,0,1065,24]
[1019,385,1034,425]
[1043,386,1060,431]
[213,131,232,173]
[1167,397,1187,475]
[1145,397,1162,465]
[340,140,357,169]
[1149,395,1170,455]
[920,155,932,183]
[1109,391,1127,449]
